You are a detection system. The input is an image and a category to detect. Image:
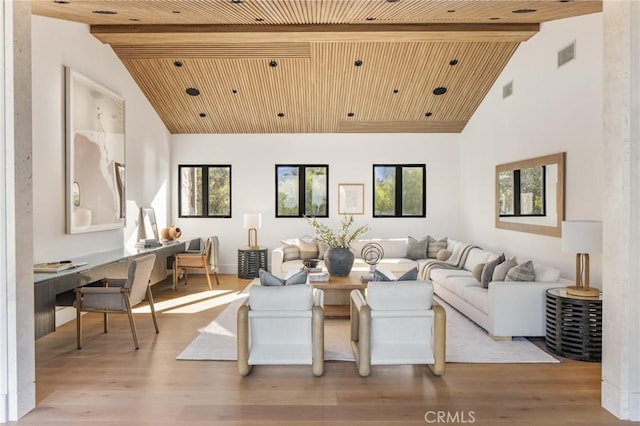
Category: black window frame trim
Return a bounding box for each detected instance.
[275,164,329,218]
[178,164,232,218]
[372,163,426,218]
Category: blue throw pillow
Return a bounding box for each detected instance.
[372,267,418,282]
[258,268,308,286]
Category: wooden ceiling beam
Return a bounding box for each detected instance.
[91,23,539,45]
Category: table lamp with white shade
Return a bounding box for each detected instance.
[562,220,602,297]
[243,213,262,249]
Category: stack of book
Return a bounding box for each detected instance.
[135,239,162,248]
[308,271,329,282]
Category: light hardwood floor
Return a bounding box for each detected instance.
[18,275,628,425]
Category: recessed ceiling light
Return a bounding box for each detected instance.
[347,112,355,117]
[231,0,243,3]
[173,60,183,67]
[199,113,207,118]
[54,1,70,4]
[269,60,278,67]
[425,112,433,117]
[447,10,455,13]
[277,112,285,117]
[449,59,458,66]
[366,17,376,21]
[489,17,500,20]
[354,60,363,67]
[129,18,140,22]
[232,89,238,94]
[512,9,537,14]
[186,87,200,96]
[387,0,400,3]
[92,10,117,14]
[255,17,264,22]
[433,87,447,95]
[393,89,399,94]
[172,10,181,14]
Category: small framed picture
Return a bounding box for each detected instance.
[338,183,364,215]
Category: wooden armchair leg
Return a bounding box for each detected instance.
[123,295,140,350]
[237,303,251,376]
[146,285,160,333]
[428,303,446,376]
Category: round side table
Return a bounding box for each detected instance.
[545,287,602,362]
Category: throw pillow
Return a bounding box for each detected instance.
[492,257,517,281]
[298,236,319,260]
[406,236,429,260]
[317,240,329,260]
[281,243,300,262]
[258,268,308,286]
[372,267,418,282]
[472,263,485,282]
[481,254,506,288]
[506,260,536,282]
[436,249,452,261]
[427,237,448,258]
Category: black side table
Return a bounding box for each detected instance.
[237,247,268,279]
[545,287,602,362]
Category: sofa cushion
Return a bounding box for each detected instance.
[492,257,517,281]
[366,281,433,310]
[481,254,505,288]
[463,248,496,271]
[352,238,408,259]
[533,263,561,282]
[259,268,308,286]
[506,260,536,281]
[427,237,448,258]
[406,236,429,260]
[282,237,318,260]
[442,276,477,298]
[472,263,485,282]
[250,283,314,310]
[461,285,490,315]
[430,268,473,283]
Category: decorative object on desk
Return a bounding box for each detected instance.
[160,225,182,241]
[360,242,384,281]
[135,239,162,249]
[65,67,125,234]
[302,258,320,269]
[338,183,364,215]
[243,213,262,249]
[562,220,602,297]
[34,261,75,273]
[306,215,369,276]
[137,207,160,244]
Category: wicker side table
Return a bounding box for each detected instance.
[545,287,602,362]
[237,247,268,279]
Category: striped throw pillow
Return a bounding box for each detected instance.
[505,260,536,282]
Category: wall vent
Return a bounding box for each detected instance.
[558,41,576,68]
[502,81,513,99]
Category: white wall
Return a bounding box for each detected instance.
[460,13,604,283]
[171,133,461,273]
[31,16,171,262]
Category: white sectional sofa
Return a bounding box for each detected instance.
[271,236,567,339]
[421,239,568,339]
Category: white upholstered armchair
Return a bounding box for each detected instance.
[237,284,325,377]
[350,280,446,377]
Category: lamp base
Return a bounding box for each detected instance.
[566,285,600,298]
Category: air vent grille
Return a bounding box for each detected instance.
[502,81,513,99]
[558,41,576,68]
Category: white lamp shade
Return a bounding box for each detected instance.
[243,213,262,229]
[562,220,602,254]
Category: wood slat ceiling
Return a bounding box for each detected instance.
[31,0,602,134]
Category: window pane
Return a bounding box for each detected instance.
[498,171,514,215]
[180,167,202,216]
[374,166,396,216]
[305,166,327,216]
[208,167,231,216]
[277,166,299,216]
[520,166,544,215]
[402,167,424,216]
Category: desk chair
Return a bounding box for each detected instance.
[74,254,159,350]
[173,236,219,291]
[350,280,446,377]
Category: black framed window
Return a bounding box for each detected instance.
[179,165,231,218]
[498,165,546,217]
[373,164,426,217]
[276,165,328,217]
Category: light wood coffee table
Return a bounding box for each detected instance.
[310,271,368,318]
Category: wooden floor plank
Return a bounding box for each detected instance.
[18,275,626,425]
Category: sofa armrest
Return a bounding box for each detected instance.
[270,247,285,273]
[488,280,570,337]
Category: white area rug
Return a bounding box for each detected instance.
[177,287,559,363]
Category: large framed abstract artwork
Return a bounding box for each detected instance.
[65,68,126,233]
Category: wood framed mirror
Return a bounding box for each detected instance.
[495,152,565,237]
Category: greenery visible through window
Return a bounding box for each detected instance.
[179,165,231,218]
[373,164,425,217]
[276,165,328,217]
[498,166,545,216]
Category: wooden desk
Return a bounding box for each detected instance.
[34,238,198,339]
